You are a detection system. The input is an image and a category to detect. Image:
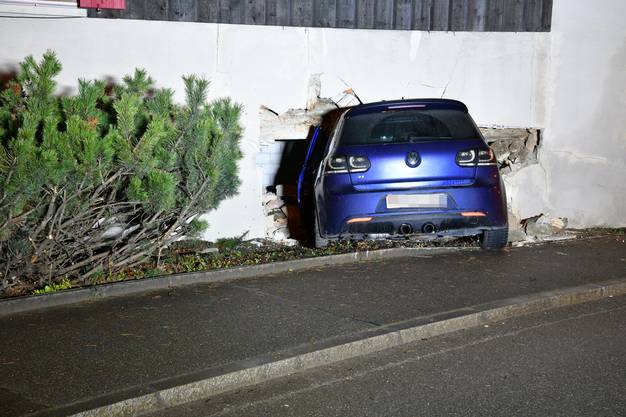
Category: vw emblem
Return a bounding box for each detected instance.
[405,151,421,168]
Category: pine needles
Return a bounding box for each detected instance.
[0,51,243,293]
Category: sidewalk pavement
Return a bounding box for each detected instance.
[1,235,625,417]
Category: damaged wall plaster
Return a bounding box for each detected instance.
[259,74,359,143]
[259,100,334,143]
[480,128,539,174]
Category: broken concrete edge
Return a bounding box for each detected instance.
[0,246,475,317]
[65,277,626,417]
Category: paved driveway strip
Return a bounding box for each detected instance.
[0,236,624,416]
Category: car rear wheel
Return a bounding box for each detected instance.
[481,227,508,250]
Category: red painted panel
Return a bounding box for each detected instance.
[79,0,125,10]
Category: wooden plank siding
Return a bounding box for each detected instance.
[87,0,552,31]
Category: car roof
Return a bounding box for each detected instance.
[345,98,468,117]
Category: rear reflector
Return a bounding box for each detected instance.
[347,217,373,224]
[461,212,487,217]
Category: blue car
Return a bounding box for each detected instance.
[297,99,508,250]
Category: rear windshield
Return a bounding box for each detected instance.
[339,109,479,146]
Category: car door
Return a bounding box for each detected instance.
[297,126,323,206]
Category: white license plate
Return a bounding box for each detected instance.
[386,193,447,209]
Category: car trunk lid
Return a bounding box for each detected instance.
[342,139,480,191]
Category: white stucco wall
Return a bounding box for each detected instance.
[1,1,623,238]
[506,0,626,227]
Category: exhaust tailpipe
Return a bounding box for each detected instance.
[399,224,413,235]
[422,223,436,234]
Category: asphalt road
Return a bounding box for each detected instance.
[0,235,624,416]
[148,295,626,417]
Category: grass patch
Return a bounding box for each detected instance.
[32,278,72,295]
[2,237,473,298]
[99,237,479,283]
[11,227,623,299]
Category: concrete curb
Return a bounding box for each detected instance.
[62,277,626,417]
[0,246,473,317]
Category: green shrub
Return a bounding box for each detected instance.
[0,51,243,292]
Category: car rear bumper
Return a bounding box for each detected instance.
[342,211,497,237]
[317,178,507,238]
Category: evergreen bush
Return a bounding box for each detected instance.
[0,51,243,292]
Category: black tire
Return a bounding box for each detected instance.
[481,227,508,250]
[314,213,329,248]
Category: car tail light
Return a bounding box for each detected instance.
[456,148,497,167]
[348,156,370,172]
[327,155,370,174]
[327,156,348,173]
[456,150,476,166]
[477,149,496,165]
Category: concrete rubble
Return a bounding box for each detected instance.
[480,127,540,174]
[263,187,298,246]
[523,214,569,238]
